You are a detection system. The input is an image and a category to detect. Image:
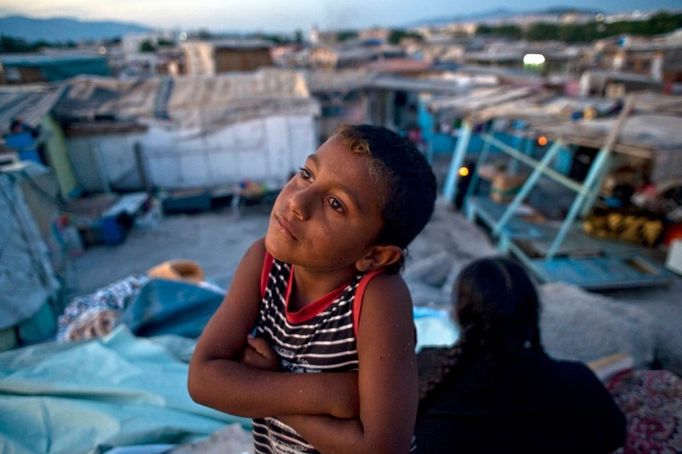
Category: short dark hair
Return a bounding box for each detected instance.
[335,124,437,272]
[454,257,542,353]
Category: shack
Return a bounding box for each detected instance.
[437,90,682,289]
[53,69,320,192]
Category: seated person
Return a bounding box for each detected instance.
[415,257,626,453]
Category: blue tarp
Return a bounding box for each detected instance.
[0,274,456,454]
[0,326,248,454]
[121,279,225,339]
[414,306,458,351]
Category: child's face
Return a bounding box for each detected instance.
[265,135,387,272]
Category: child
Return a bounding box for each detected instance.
[415,257,626,453]
[188,124,437,453]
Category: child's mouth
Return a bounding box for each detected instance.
[274,214,298,241]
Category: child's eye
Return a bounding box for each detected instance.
[327,197,344,213]
[298,167,312,181]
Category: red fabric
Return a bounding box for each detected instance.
[259,252,275,298]
[607,369,682,453]
[260,250,384,334]
[352,270,383,337]
[284,267,348,324]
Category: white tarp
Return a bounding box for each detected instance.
[0,170,60,329]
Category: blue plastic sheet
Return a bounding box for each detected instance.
[413,306,459,352]
[0,283,458,453]
[121,279,225,339]
[0,326,248,454]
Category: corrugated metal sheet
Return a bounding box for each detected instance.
[53,69,319,131]
[0,84,64,135]
[53,76,161,120]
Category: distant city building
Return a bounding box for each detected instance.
[594,32,682,91]
[308,25,320,46]
[180,40,273,75]
[463,41,585,77]
[308,47,338,69]
[358,27,390,43]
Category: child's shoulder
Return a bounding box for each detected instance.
[361,271,411,309]
[235,238,268,280]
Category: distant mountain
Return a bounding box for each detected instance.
[0,15,152,43]
[407,6,604,27]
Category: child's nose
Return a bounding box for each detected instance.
[288,187,311,220]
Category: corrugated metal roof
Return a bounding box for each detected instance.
[0,53,107,66]
[53,69,319,132]
[0,84,64,135]
[53,76,161,120]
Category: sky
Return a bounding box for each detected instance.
[0,0,680,32]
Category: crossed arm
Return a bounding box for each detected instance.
[188,238,418,453]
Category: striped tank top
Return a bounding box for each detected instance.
[251,252,381,453]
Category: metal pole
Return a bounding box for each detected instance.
[462,130,492,209]
[546,149,610,258]
[493,141,563,236]
[443,121,472,205]
[134,142,151,192]
[546,96,635,259]
[483,134,586,194]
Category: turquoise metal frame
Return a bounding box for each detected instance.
[441,100,670,289]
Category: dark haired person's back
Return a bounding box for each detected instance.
[415,257,626,453]
[416,348,626,453]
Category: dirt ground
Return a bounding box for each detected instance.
[68,199,682,375]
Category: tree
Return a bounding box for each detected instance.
[388,29,422,45]
[337,30,358,42]
[197,29,212,40]
[476,24,522,39]
[157,38,175,47]
[0,35,41,53]
[526,23,560,41]
[139,40,156,53]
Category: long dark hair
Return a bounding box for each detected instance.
[419,257,543,403]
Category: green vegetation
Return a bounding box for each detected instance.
[477,12,682,43]
[336,30,358,43]
[0,35,77,53]
[139,40,156,52]
[157,38,175,47]
[388,29,423,45]
[337,30,359,42]
[476,24,522,39]
[255,33,292,44]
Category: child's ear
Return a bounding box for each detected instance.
[355,245,403,272]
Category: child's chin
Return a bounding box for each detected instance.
[264,233,288,261]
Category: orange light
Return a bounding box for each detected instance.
[458,166,470,177]
[537,135,548,146]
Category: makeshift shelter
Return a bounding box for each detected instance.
[53,69,320,191]
[438,91,682,290]
[0,164,61,350]
[0,84,79,198]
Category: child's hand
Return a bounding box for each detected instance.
[242,335,280,371]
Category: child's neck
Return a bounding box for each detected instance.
[289,265,359,311]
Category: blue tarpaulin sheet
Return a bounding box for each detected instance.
[0,276,456,454]
[0,326,248,454]
[121,279,225,339]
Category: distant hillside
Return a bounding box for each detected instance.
[407,6,603,27]
[0,15,152,42]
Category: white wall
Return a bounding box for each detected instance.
[68,132,147,192]
[67,115,317,192]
